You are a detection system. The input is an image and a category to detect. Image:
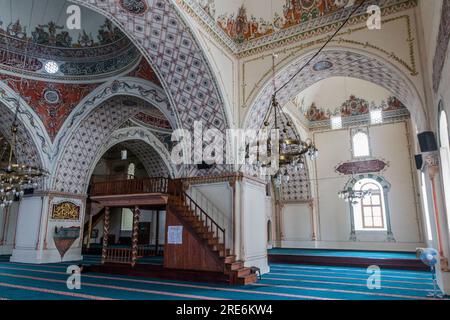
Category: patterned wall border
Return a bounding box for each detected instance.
[242,14,418,110]
[177,0,417,58]
[433,0,450,92]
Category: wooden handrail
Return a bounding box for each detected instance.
[90,177,169,196]
[169,180,226,250]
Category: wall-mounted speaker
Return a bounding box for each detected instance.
[418,132,438,153]
[415,154,423,170]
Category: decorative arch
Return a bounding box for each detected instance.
[52,77,175,162]
[84,127,176,194]
[71,0,230,133]
[52,95,174,194]
[243,47,427,132]
[0,82,52,170]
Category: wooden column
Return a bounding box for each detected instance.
[155,210,160,255]
[101,207,110,264]
[131,206,141,267]
[86,212,93,249]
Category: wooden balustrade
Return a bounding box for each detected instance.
[91,177,169,196]
[104,247,132,264]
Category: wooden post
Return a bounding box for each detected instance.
[86,212,93,249]
[101,207,110,264]
[131,206,140,267]
[155,210,160,255]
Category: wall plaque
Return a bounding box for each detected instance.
[168,226,183,244]
[52,201,80,220]
[336,159,388,175]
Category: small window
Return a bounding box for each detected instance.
[121,209,133,231]
[353,179,387,231]
[127,163,135,180]
[352,131,370,158]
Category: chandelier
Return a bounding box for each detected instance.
[251,54,318,187]
[0,34,48,208]
[0,113,48,208]
[337,188,371,205]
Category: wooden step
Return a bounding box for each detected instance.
[207,237,219,245]
[224,255,236,264]
[235,273,258,285]
[236,267,251,278]
[226,261,244,272]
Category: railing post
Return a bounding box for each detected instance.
[131,206,141,267]
[101,207,110,264]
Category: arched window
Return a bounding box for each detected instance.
[127,163,135,180]
[353,179,387,231]
[439,108,450,231]
[352,131,370,158]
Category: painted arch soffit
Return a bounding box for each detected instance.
[51,77,176,164]
[52,95,174,194]
[0,82,51,169]
[70,0,230,134]
[95,127,177,180]
[243,48,426,132]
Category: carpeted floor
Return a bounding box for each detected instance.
[268,248,417,260]
[0,254,444,300]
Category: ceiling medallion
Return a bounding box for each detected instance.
[119,0,149,15]
[44,89,60,104]
[312,60,333,71]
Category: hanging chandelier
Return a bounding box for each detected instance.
[337,188,371,205]
[0,26,48,208]
[249,0,367,187]
[256,54,318,187]
[0,111,48,208]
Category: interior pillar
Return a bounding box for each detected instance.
[131,206,140,266]
[424,152,450,294]
[101,206,110,264]
[155,209,160,255]
[11,193,85,264]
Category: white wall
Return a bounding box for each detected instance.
[0,202,19,255]
[239,178,269,273]
[278,120,425,251]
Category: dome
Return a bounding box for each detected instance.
[0,0,141,82]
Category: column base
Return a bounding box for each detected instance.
[11,247,82,264]
[243,252,270,275]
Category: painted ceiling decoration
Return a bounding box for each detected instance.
[244,49,424,132]
[215,0,352,44]
[433,0,450,92]
[0,0,141,81]
[305,95,408,122]
[0,57,161,141]
[182,0,415,55]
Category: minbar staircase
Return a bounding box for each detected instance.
[168,185,257,285]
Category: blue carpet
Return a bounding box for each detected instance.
[0,255,444,300]
[268,248,417,260]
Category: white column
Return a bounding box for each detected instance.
[237,176,270,274]
[11,194,85,264]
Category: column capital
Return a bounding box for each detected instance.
[423,151,440,178]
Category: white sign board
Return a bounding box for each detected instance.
[167,226,183,244]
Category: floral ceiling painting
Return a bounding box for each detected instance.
[197,0,353,43]
[305,95,408,122]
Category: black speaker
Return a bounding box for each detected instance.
[197,161,214,170]
[415,154,423,170]
[418,132,438,152]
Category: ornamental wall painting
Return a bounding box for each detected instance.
[211,0,350,43]
[305,96,407,122]
[51,201,81,221]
